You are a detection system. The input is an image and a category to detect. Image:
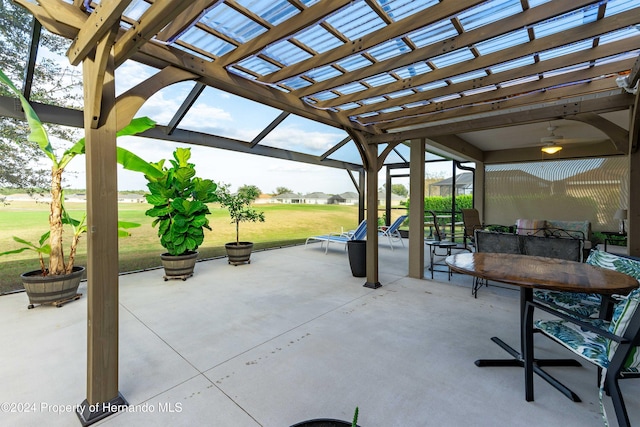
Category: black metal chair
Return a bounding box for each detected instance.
[424,210,457,280]
[472,230,521,297]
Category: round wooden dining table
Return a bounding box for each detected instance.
[446,252,638,402]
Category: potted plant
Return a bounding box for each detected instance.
[291,407,360,427]
[143,147,218,280]
[0,69,156,307]
[216,184,265,265]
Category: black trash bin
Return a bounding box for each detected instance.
[347,239,366,277]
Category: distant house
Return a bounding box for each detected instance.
[377,191,405,206]
[327,194,346,205]
[272,192,303,204]
[429,173,474,196]
[303,192,330,205]
[325,192,360,205]
[117,193,145,203]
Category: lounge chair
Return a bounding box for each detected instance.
[305,220,367,254]
[378,215,407,250]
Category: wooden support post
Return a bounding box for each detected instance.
[628,91,640,257]
[408,138,425,278]
[76,44,125,427]
[364,143,381,289]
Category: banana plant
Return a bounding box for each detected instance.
[0,68,162,276]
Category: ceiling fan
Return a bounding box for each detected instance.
[539,124,607,154]
[540,126,564,154]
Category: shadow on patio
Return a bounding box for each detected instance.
[1,242,637,426]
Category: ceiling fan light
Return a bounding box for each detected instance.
[541,144,562,154]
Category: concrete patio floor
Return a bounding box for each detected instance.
[1,240,638,426]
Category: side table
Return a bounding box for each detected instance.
[602,231,627,252]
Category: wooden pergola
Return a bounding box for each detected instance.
[7,1,640,424]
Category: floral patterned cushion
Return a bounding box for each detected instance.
[533,250,640,319]
[534,318,610,368]
[535,288,640,373]
[533,291,601,318]
[607,288,640,369]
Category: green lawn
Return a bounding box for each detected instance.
[0,201,363,293]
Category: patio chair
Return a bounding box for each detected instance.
[378,215,407,250]
[305,220,367,254]
[424,211,458,279]
[471,229,521,297]
[461,208,483,251]
[534,250,640,320]
[525,288,640,427]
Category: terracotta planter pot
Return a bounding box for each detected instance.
[225,242,253,265]
[161,251,198,281]
[21,266,85,309]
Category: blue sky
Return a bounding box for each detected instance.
[59,60,454,194]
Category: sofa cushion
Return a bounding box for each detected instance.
[546,219,590,240]
[515,218,546,235]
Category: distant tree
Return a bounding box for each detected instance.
[379,184,408,197]
[0,3,83,189]
[273,186,293,195]
[238,184,261,197]
[391,184,408,197]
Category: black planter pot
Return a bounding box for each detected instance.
[347,239,366,277]
[290,419,358,427]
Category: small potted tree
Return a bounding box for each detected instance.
[0,69,156,307]
[217,184,265,265]
[143,147,218,280]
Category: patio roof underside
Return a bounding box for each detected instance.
[13,0,640,169]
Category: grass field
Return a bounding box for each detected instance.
[0,201,363,294]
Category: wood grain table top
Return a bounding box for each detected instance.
[446,252,638,294]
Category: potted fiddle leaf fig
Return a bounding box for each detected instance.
[216,184,265,265]
[0,69,157,308]
[143,147,218,280]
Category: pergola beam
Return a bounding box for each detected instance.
[295,0,600,98]
[217,0,353,67]
[564,112,629,153]
[368,92,633,144]
[155,0,221,43]
[260,0,485,84]
[67,0,133,66]
[13,0,81,39]
[365,62,632,128]
[379,80,627,136]
[350,41,637,118]
[314,10,640,109]
[113,0,193,68]
[143,125,361,171]
[427,135,484,163]
[131,42,373,133]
